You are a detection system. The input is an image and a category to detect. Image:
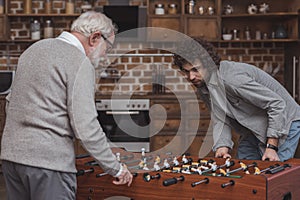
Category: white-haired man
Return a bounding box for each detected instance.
[1,11,132,200]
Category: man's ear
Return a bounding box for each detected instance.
[89,32,101,46]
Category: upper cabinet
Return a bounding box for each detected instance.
[220,0,300,42]
[147,0,300,42]
[1,0,299,43]
[147,0,219,41]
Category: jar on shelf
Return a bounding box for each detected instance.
[155,4,165,15]
[24,0,32,14]
[31,19,41,40]
[66,0,75,14]
[44,20,54,38]
[44,0,52,14]
[168,4,177,14]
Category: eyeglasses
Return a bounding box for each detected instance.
[101,34,114,53]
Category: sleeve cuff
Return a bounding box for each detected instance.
[114,164,123,177]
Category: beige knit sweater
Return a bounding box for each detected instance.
[1,37,120,175]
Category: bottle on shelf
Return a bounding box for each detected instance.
[187,0,195,14]
[44,20,54,38]
[44,0,52,14]
[66,0,75,14]
[81,0,92,13]
[244,26,251,40]
[31,19,41,40]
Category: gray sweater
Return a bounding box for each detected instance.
[201,61,300,151]
[1,37,120,175]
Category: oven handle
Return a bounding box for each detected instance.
[106,111,140,115]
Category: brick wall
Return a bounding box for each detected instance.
[0,42,285,94]
[0,0,285,94]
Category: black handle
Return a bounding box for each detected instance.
[163,176,184,186]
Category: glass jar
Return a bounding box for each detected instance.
[24,0,32,14]
[155,4,165,15]
[168,4,177,14]
[31,19,41,40]
[44,0,52,14]
[66,0,75,14]
[44,20,54,38]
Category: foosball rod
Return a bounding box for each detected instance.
[226,162,257,175]
[191,178,209,187]
[76,168,94,176]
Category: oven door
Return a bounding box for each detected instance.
[97,110,150,151]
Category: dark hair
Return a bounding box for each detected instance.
[173,37,221,70]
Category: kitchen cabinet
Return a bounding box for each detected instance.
[150,95,214,156]
[147,0,300,42]
[220,0,300,42]
[1,0,80,42]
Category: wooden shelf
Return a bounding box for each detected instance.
[221,12,299,18]
[7,13,80,17]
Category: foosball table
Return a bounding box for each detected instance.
[75,148,300,200]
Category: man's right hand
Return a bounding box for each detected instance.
[215,147,231,158]
[113,165,133,187]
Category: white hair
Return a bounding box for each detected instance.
[71,11,116,38]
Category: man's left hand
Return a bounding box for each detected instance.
[262,148,280,161]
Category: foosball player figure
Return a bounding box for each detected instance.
[254,166,261,175]
[209,161,218,176]
[141,148,146,159]
[139,159,145,169]
[143,164,149,170]
[191,165,208,175]
[225,157,231,173]
[173,156,180,166]
[153,161,161,171]
[219,168,227,176]
[155,155,161,164]
[182,155,189,164]
[239,161,250,174]
[116,152,121,162]
[163,158,170,169]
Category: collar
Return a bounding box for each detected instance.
[57,31,85,55]
[207,70,220,87]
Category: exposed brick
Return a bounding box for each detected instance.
[248,49,268,54]
[231,42,242,48]
[131,57,141,63]
[120,57,129,63]
[270,48,284,54]
[253,56,262,61]
[153,57,162,62]
[226,49,246,55]
[142,57,151,63]
[139,77,152,83]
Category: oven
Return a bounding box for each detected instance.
[96,99,150,152]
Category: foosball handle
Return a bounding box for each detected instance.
[163,175,185,186]
[191,177,209,187]
[76,168,94,176]
[221,180,235,188]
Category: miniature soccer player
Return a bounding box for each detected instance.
[239,161,250,174]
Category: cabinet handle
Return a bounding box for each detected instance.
[298,56,300,102]
[292,56,297,99]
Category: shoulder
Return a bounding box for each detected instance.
[219,61,258,86]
